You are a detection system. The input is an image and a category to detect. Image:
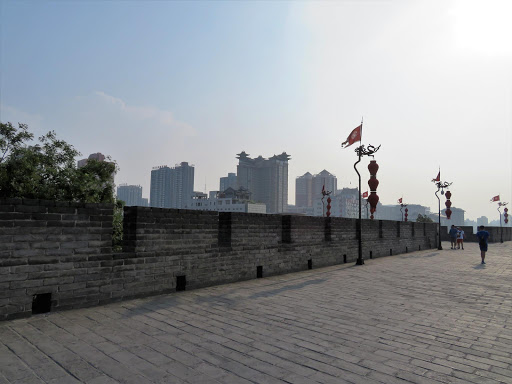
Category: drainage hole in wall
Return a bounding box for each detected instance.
[390,249,393,256]
[369,251,373,259]
[308,259,312,270]
[343,254,347,264]
[32,293,52,314]
[257,266,263,278]
[176,275,186,292]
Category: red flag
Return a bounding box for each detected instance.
[398,198,402,204]
[491,195,500,202]
[432,171,440,182]
[341,125,362,148]
[362,191,368,198]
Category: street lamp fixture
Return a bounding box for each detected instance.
[497,202,508,243]
[354,144,381,265]
[433,180,452,250]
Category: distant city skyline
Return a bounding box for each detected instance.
[1,0,510,221]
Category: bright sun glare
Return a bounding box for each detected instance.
[452,0,512,56]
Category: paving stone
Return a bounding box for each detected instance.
[1,242,512,383]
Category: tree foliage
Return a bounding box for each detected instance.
[416,214,434,223]
[0,122,117,203]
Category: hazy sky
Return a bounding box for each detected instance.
[1,0,511,221]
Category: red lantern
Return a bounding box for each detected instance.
[368,176,379,191]
[326,197,331,217]
[445,190,452,220]
[505,207,509,213]
[368,160,379,175]
[368,193,379,209]
[404,208,408,222]
[367,160,379,219]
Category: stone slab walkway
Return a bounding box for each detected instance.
[1,242,512,384]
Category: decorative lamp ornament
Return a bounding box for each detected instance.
[505,208,509,224]
[404,208,408,222]
[445,190,452,219]
[367,160,380,219]
[326,197,331,217]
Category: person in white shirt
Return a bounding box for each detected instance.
[456,227,465,250]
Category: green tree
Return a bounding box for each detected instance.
[1,122,123,249]
[1,122,117,203]
[416,214,434,223]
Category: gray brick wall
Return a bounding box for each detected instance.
[0,200,444,321]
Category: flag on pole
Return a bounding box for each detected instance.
[432,171,440,182]
[491,195,500,202]
[398,198,403,204]
[362,191,368,198]
[341,125,362,148]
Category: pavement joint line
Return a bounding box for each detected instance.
[1,242,512,383]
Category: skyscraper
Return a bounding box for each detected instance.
[220,172,237,192]
[295,172,313,208]
[117,184,144,206]
[150,166,172,208]
[77,152,106,168]
[170,162,194,209]
[296,170,337,209]
[150,162,195,209]
[312,170,337,198]
[236,151,290,214]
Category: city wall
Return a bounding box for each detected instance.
[2,199,439,320]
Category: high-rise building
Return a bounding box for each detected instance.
[312,170,337,205]
[236,151,290,214]
[150,162,195,209]
[297,170,337,209]
[77,152,106,168]
[477,216,489,227]
[150,166,172,208]
[220,173,237,192]
[295,172,313,208]
[117,184,144,206]
[170,162,194,209]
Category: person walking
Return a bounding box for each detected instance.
[476,225,490,264]
[456,227,465,250]
[449,225,458,249]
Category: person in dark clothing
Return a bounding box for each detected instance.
[476,225,490,264]
[449,225,458,249]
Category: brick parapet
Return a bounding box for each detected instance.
[0,200,447,321]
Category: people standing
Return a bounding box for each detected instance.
[449,225,458,249]
[456,227,465,250]
[476,225,490,264]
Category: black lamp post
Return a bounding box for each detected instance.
[498,202,508,243]
[433,180,452,250]
[354,144,381,265]
[400,203,408,221]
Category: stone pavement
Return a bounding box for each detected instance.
[1,242,512,384]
